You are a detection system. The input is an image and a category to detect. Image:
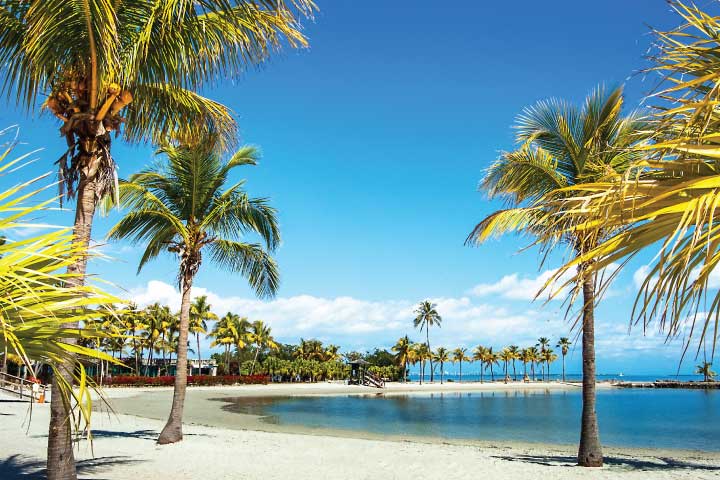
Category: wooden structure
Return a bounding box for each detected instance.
[0,372,46,402]
[348,359,384,388]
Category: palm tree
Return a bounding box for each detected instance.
[434,347,450,384]
[142,303,166,376]
[247,320,278,374]
[109,143,279,445]
[452,347,469,383]
[0,141,122,478]
[696,363,716,382]
[466,86,648,467]
[499,348,514,382]
[557,338,571,382]
[536,337,550,380]
[412,343,430,384]
[392,336,412,382]
[542,349,557,382]
[508,345,520,381]
[472,346,486,383]
[526,346,540,381]
[190,296,217,376]
[413,301,442,382]
[533,3,720,383]
[520,348,532,382]
[484,348,499,382]
[210,313,238,370]
[324,345,342,362]
[0,3,316,476]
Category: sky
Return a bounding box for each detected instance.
[0,0,709,375]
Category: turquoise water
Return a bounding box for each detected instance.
[223,389,720,451]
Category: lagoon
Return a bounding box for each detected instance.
[222,388,720,451]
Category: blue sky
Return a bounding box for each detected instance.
[0,1,708,374]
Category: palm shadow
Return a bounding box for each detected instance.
[0,454,142,479]
[89,429,212,440]
[492,454,720,472]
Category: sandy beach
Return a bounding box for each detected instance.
[2,382,719,479]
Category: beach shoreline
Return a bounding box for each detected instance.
[3,384,719,479]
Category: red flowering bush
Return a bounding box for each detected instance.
[104,374,269,387]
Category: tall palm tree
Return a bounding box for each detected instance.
[0,3,315,476]
[190,296,217,375]
[557,338,571,382]
[452,347,469,383]
[108,143,279,445]
[247,320,278,374]
[534,3,720,379]
[433,347,450,384]
[467,86,649,467]
[696,363,716,383]
[392,336,412,382]
[472,345,486,383]
[413,300,442,382]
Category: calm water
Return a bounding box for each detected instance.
[223,388,720,451]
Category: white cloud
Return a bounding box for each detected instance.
[125,273,691,362]
[468,269,573,301]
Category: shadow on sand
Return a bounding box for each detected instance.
[89,429,212,441]
[0,454,142,479]
[492,454,720,472]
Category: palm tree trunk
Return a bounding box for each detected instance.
[459,361,462,383]
[562,354,566,382]
[480,364,484,383]
[47,175,98,480]
[250,347,259,375]
[158,274,193,444]
[196,333,202,376]
[577,273,603,467]
[426,329,433,382]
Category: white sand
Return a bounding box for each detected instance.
[1,383,718,479]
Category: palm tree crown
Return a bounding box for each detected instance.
[108,143,280,296]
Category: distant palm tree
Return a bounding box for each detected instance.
[484,347,499,382]
[508,345,520,381]
[499,348,514,382]
[520,348,532,381]
[190,296,217,375]
[413,301,442,382]
[696,362,717,382]
[121,304,146,375]
[452,347,469,382]
[472,345,487,383]
[209,312,238,370]
[324,344,342,362]
[542,348,558,381]
[526,346,540,381]
[109,143,279,444]
[557,337,571,382]
[537,337,550,380]
[412,343,430,384]
[434,347,450,384]
[247,320,278,374]
[392,336,412,382]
